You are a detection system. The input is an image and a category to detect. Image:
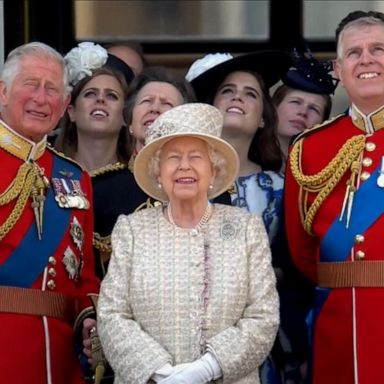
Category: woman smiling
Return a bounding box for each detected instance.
[97,103,278,384]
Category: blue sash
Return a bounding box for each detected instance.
[320,162,384,262]
[0,156,80,287]
[308,163,384,350]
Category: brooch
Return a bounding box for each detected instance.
[220,218,238,240]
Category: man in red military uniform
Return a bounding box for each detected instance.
[0,42,99,383]
[285,10,384,384]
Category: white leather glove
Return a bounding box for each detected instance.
[156,353,222,384]
[151,363,190,383]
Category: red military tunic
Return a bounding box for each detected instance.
[285,106,384,384]
[0,121,99,384]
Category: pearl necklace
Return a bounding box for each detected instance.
[167,202,212,236]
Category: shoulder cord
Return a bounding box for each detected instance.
[0,162,48,241]
[289,134,366,234]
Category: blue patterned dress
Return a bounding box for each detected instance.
[230,170,284,244]
[230,170,285,384]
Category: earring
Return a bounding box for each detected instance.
[209,184,214,190]
[158,183,162,189]
[259,118,265,128]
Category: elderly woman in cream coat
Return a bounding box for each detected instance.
[97,103,279,384]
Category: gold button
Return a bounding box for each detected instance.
[48,256,56,265]
[365,142,376,151]
[355,234,365,244]
[355,250,365,260]
[48,267,56,277]
[360,171,370,181]
[362,157,373,167]
[47,280,56,290]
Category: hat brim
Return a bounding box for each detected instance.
[134,133,239,202]
[106,54,135,85]
[190,50,292,102]
[282,71,337,95]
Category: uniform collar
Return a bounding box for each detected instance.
[0,120,46,161]
[350,104,384,134]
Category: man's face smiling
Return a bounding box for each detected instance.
[0,55,69,142]
[334,23,384,114]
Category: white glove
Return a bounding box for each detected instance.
[151,363,190,383]
[157,353,222,384]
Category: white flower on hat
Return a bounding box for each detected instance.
[185,53,233,81]
[65,42,108,86]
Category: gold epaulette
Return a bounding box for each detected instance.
[289,133,366,234]
[292,113,345,145]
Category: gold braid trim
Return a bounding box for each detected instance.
[290,134,366,234]
[89,162,127,178]
[93,233,112,277]
[0,162,32,204]
[0,162,42,241]
[93,232,112,253]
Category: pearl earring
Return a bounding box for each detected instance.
[158,183,162,189]
[209,184,214,190]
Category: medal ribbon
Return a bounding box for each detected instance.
[0,156,81,287]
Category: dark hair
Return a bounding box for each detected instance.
[55,66,130,162]
[123,66,196,157]
[104,41,149,69]
[247,72,282,171]
[336,10,384,43]
[273,83,332,121]
[210,70,282,171]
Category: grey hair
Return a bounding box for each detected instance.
[1,42,71,98]
[337,16,384,60]
[148,140,228,191]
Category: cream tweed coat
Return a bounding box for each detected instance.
[98,204,279,384]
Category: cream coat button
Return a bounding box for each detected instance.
[360,171,370,181]
[365,142,376,152]
[48,256,56,265]
[47,279,56,290]
[362,157,373,167]
[354,234,365,244]
[355,250,365,260]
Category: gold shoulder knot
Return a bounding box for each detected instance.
[289,134,366,234]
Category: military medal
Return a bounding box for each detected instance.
[52,177,90,209]
[62,246,80,280]
[70,216,84,251]
[71,179,90,209]
[52,178,69,208]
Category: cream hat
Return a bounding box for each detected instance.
[134,103,239,202]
